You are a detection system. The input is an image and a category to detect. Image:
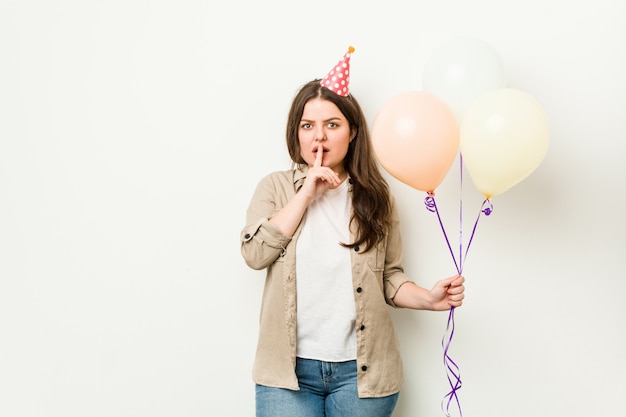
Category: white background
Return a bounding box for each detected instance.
[1,1,625,416]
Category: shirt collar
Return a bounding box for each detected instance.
[293,165,308,192]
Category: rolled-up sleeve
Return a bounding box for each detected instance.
[240,174,293,270]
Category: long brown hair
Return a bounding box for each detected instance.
[286,80,392,251]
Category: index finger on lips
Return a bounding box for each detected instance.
[314,145,323,167]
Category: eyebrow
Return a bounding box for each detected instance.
[300,117,342,123]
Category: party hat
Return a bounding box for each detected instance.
[320,46,354,96]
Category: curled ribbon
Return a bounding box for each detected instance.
[423,156,494,417]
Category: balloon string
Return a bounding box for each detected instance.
[424,193,462,417]
[423,156,494,417]
[459,154,464,275]
[439,198,492,417]
[424,194,460,274]
[463,198,493,264]
[441,305,461,417]
[459,153,493,271]
[423,187,493,276]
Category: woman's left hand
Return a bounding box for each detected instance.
[430,274,465,310]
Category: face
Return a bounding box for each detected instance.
[299,98,354,175]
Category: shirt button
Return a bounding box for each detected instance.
[356,287,362,293]
[353,246,360,252]
[360,324,365,331]
[244,233,251,239]
[361,365,368,372]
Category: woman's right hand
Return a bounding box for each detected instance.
[299,146,342,201]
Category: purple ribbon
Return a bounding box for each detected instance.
[424,155,493,417]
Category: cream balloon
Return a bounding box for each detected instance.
[423,37,506,123]
[372,91,459,193]
[460,88,550,198]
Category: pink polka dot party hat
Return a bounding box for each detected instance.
[320,46,354,97]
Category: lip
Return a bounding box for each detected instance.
[314,146,329,153]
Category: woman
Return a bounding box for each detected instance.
[240,50,465,417]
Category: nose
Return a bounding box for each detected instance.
[313,125,326,141]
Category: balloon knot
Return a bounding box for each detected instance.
[481,199,493,216]
[424,195,436,212]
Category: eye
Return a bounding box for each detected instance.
[300,122,312,129]
[327,122,338,128]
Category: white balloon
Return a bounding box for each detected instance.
[423,37,506,122]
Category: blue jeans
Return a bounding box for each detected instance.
[256,357,399,417]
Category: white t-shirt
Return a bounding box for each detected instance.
[295,179,356,362]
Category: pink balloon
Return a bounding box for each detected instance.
[372,91,459,193]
